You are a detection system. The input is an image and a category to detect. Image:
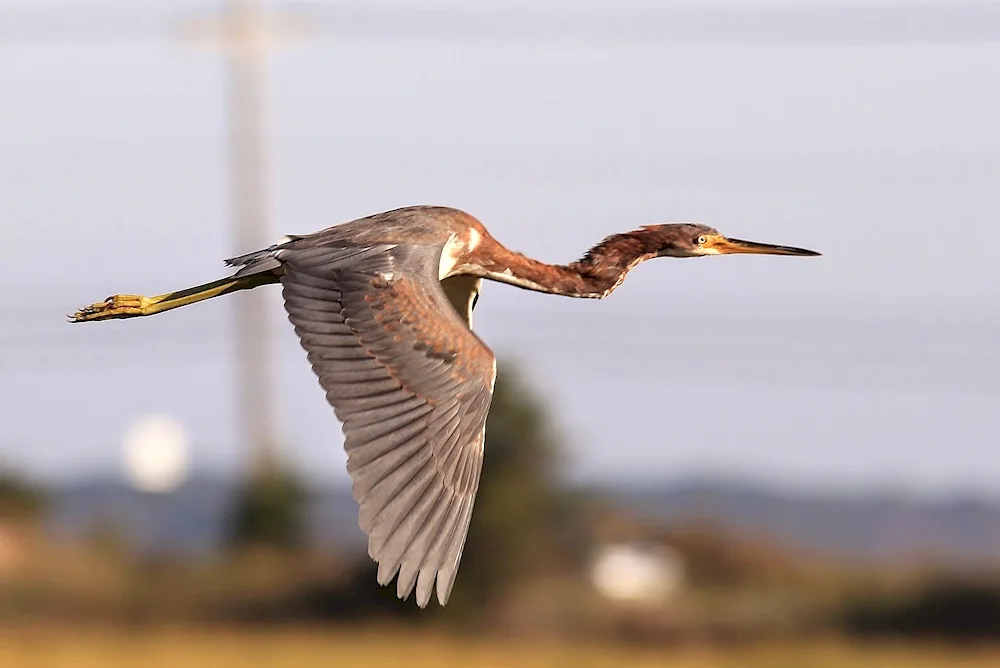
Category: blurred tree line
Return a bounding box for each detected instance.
[3,361,1000,643]
[156,359,1000,640]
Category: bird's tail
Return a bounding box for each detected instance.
[70,271,280,323]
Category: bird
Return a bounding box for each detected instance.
[70,205,820,607]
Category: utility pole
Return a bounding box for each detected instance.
[180,1,313,476]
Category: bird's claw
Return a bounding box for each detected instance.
[70,294,151,322]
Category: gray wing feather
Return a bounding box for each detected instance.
[279,242,495,607]
[228,243,397,278]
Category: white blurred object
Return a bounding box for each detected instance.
[122,415,190,493]
[590,542,684,605]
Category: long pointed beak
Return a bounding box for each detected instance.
[709,236,821,257]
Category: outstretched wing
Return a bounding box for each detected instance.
[278,241,495,607]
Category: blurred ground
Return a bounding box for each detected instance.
[2,628,999,668]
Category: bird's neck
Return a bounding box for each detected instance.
[471,231,659,299]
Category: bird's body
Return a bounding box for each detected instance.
[72,205,819,608]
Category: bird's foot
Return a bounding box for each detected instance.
[70,294,155,322]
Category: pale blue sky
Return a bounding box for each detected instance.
[0,1,998,497]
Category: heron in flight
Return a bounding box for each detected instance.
[71,205,820,607]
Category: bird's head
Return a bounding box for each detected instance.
[642,223,821,259]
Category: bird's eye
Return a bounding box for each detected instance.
[696,235,708,245]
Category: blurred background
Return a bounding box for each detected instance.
[1,0,999,666]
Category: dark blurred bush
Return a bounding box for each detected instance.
[216,360,583,628]
[841,577,1000,641]
[213,554,430,626]
[225,463,307,550]
[439,360,582,622]
[0,467,47,520]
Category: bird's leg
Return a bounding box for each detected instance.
[69,273,280,323]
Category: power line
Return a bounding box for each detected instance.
[7,302,999,348]
[1,3,998,45]
[3,329,997,398]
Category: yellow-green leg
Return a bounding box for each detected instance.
[70,273,279,323]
